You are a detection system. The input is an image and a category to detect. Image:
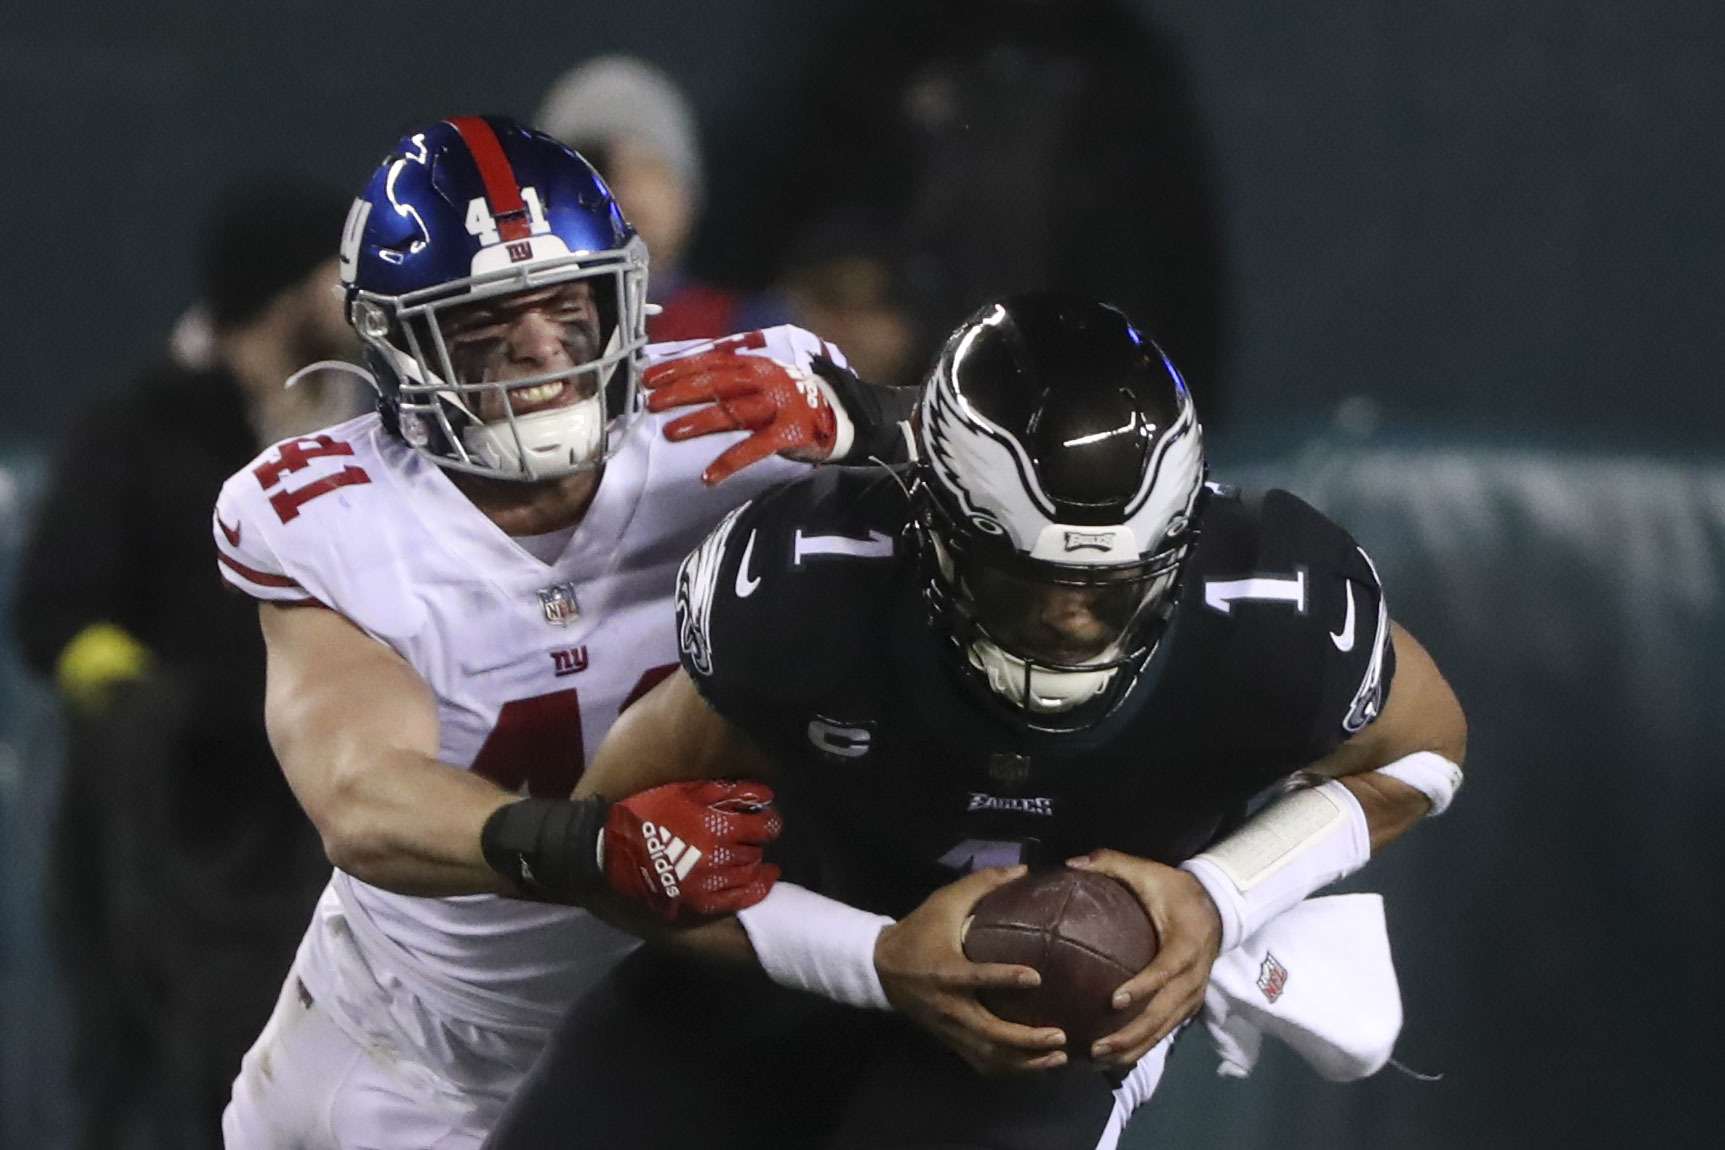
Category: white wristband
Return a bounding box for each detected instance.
[1180,779,1371,953]
[1372,750,1463,816]
[736,882,894,1010]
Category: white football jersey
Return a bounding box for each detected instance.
[212,327,840,1041]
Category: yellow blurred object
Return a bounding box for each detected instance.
[55,622,153,712]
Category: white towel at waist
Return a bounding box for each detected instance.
[1202,893,1402,1082]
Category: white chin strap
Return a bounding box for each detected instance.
[966,637,1118,714]
[461,393,605,479]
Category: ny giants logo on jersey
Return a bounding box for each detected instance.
[1257,952,1289,1003]
[550,646,589,677]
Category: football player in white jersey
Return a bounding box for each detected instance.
[215,116,912,1149]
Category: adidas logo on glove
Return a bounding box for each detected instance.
[641,821,704,900]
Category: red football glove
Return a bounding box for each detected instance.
[644,348,853,485]
[600,779,784,922]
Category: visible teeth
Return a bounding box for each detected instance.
[509,381,563,406]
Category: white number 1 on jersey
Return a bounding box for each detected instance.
[792,529,895,564]
[1202,570,1307,615]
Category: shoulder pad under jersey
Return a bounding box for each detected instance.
[1184,486,1395,751]
[212,415,432,642]
[676,467,911,713]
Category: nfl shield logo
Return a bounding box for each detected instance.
[1257,953,1289,1003]
[537,582,580,626]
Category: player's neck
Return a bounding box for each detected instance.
[447,468,602,536]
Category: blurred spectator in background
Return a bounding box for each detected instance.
[536,55,793,342]
[11,183,360,1150]
[167,301,216,371]
[768,0,1229,417]
[772,206,919,388]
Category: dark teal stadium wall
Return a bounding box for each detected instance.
[4,1,1722,449]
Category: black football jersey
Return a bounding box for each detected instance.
[673,467,1394,918]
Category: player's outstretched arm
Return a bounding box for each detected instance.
[576,666,777,799]
[264,605,782,918]
[568,669,785,936]
[260,601,523,897]
[468,666,780,923]
[575,670,1061,1062]
[643,347,916,484]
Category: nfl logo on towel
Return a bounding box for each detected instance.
[537,582,580,626]
[1257,953,1288,1003]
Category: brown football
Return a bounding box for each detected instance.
[961,868,1159,1054]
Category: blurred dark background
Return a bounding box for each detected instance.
[3,1,1721,1147]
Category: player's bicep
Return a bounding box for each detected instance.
[576,668,774,801]
[1305,621,1467,780]
[260,601,441,817]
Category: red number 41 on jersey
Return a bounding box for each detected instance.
[252,435,373,524]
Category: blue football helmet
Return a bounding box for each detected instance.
[338,115,650,480]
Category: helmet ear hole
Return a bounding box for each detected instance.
[352,298,391,341]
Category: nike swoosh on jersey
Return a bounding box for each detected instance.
[1330,581,1356,652]
[218,516,242,547]
[735,530,762,598]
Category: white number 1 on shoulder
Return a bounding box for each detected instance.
[1203,570,1307,615]
[792,529,895,564]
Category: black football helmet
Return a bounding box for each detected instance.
[914,292,1205,720]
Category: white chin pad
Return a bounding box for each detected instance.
[463,393,604,479]
[967,637,1116,713]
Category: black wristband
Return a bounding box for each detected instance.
[480,796,610,904]
[809,355,918,465]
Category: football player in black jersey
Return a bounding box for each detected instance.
[483,293,1467,1150]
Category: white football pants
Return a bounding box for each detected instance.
[222,960,519,1150]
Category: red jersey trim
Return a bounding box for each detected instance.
[217,549,303,590]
